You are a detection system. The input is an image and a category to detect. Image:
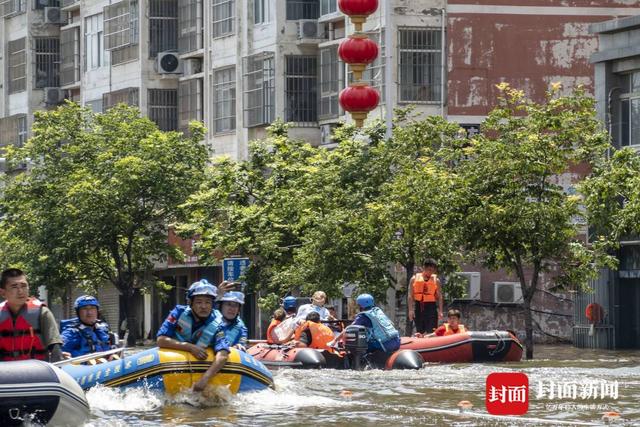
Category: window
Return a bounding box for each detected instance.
[320,0,335,16]
[617,72,640,147]
[254,0,271,24]
[212,0,234,38]
[361,30,386,102]
[213,67,236,133]
[178,0,202,54]
[35,38,60,88]
[104,0,139,65]
[319,46,342,120]
[243,53,275,127]
[285,56,317,124]
[103,87,139,109]
[61,28,81,86]
[0,114,27,147]
[85,99,103,113]
[148,89,178,131]
[398,28,442,103]
[150,0,178,58]
[287,0,318,20]
[7,38,26,94]
[1,0,26,18]
[85,13,106,69]
[178,78,203,133]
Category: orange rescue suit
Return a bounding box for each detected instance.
[441,323,466,336]
[266,319,281,344]
[294,321,336,353]
[412,273,439,303]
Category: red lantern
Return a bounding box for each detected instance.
[339,83,380,127]
[338,0,379,32]
[339,34,379,81]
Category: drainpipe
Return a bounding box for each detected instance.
[440,7,446,118]
[607,86,621,160]
[384,0,393,140]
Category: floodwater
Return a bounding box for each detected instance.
[83,345,640,426]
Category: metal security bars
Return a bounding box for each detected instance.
[148,89,178,131]
[398,28,442,103]
[320,0,336,16]
[213,67,236,133]
[150,0,178,58]
[8,38,26,93]
[243,53,275,127]
[286,0,318,20]
[0,114,27,147]
[1,0,25,18]
[285,55,318,124]
[104,0,136,49]
[178,0,202,54]
[212,0,234,38]
[61,27,81,86]
[254,0,271,24]
[178,78,203,133]
[35,38,60,88]
[319,46,342,120]
[103,87,139,108]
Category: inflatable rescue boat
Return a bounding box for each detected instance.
[61,346,274,394]
[0,360,90,426]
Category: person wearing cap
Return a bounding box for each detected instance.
[61,295,116,358]
[217,291,248,351]
[156,279,230,392]
[295,291,331,321]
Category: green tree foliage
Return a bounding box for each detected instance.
[1,102,208,344]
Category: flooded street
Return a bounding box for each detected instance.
[84,345,639,426]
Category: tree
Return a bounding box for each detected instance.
[1,102,208,344]
[451,84,614,359]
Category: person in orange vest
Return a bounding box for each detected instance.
[434,309,466,336]
[293,311,338,353]
[0,268,65,362]
[408,259,443,335]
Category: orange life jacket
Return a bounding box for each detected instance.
[443,323,466,336]
[266,318,281,344]
[413,273,439,303]
[0,298,47,361]
[294,321,336,353]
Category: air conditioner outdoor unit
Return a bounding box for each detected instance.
[297,20,325,39]
[157,51,183,74]
[493,282,523,304]
[44,87,65,105]
[44,7,65,24]
[459,272,481,300]
[183,58,202,75]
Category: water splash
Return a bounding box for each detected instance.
[86,384,163,412]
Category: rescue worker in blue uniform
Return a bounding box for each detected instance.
[156,279,230,392]
[217,291,248,351]
[61,295,115,358]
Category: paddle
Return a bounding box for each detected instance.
[52,347,127,367]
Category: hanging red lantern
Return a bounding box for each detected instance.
[339,83,380,127]
[338,34,379,81]
[338,0,379,32]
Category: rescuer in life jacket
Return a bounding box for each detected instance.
[433,309,467,336]
[0,268,65,362]
[293,311,341,355]
[156,279,230,392]
[266,296,298,344]
[61,295,116,358]
[408,259,443,335]
[217,291,248,351]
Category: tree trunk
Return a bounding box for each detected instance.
[121,286,139,346]
[523,297,534,360]
[404,259,415,336]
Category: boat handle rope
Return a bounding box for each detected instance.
[488,331,506,357]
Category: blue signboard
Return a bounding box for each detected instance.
[222,258,250,283]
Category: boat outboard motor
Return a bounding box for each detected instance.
[294,348,327,369]
[344,324,368,370]
[385,349,424,370]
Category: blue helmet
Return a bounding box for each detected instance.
[283,296,297,311]
[186,280,217,303]
[74,295,100,310]
[219,291,245,305]
[356,293,374,309]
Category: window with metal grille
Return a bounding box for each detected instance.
[0,114,27,147]
[285,56,317,124]
[85,13,106,69]
[287,0,318,20]
[7,38,26,94]
[178,0,202,54]
[148,89,178,131]
[103,87,139,108]
[212,0,234,38]
[61,28,81,86]
[254,0,271,24]
[319,46,342,120]
[398,28,442,103]
[320,0,335,16]
[104,0,138,50]
[243,53,275,128]
[213,67,236,133]
[35,38,60,88]
[178,78,203,133]
[615,72,640,148]
[150,0,178,58]
[1,0,26,18]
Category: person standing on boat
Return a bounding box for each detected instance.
[408,259,443,335]
[156,280,230,392]
[433,309,466,336]
[61,295,115,357]
[296,291,332,321]
[0,268,65,362]
[217,291,248,351]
